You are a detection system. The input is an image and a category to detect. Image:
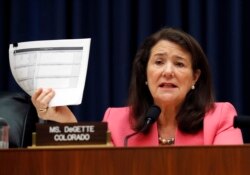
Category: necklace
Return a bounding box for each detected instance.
[158,136,175,145]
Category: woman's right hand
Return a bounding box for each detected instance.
[31,88,77,123]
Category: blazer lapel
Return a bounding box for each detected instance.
[128,123,159,146]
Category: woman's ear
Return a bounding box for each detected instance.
[193,69,201,83]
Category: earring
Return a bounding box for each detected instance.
[145,81,148,85]
[191,85,195,90]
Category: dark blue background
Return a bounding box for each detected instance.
[1,0,250,130]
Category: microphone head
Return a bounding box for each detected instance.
[234,115,250,128]
[145,105,161,124]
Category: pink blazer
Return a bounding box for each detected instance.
[103,102,243,146]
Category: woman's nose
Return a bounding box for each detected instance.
[162,64,174,77]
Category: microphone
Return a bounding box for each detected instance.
[233,115,250,128]
[123,105,161,147]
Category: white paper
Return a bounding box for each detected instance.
[9,38,91,107]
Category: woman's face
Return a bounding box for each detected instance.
[146,40,200,107]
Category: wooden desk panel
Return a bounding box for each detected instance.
[1,145,250,175]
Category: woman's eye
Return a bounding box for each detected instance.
[155,59,163,65]
[176,62,185,67]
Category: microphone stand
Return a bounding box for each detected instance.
[123,119,151,147]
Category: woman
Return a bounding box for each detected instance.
[32,27,243,146]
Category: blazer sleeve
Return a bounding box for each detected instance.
[101,107,133,146]
[102,107,111,122]
[212,102,243,144]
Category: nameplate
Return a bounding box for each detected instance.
[35,122,107,146]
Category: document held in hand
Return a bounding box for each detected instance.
[9,38,91,107]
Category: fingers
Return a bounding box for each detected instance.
[31,88,43,104]
[31,88,77,123]
[32,88,55,110]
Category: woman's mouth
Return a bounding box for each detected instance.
[159,83,177,88]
